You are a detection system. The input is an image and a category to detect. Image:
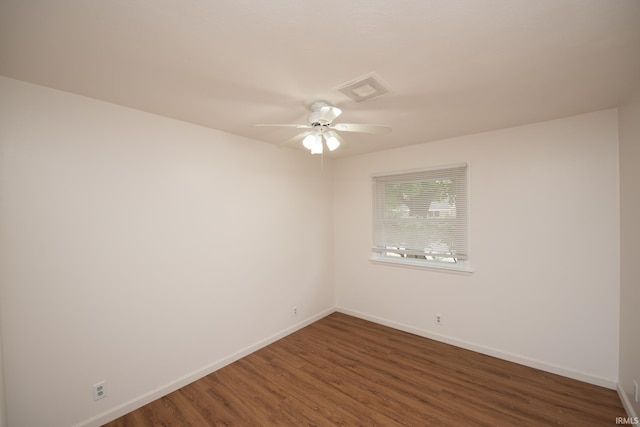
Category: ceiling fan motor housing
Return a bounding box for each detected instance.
[307,102,342,126]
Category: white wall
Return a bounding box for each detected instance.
[0,74,627,426]
[619,86,640,417]
[333,110,620,387]
[0,323,5,427]
[0,77,335,427]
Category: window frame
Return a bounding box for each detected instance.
[370,163,472,273]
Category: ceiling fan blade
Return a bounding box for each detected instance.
[278,131,310,147]
[330,123,392,134]
[253,124,312,129]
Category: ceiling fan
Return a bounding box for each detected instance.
[255,101,391,154]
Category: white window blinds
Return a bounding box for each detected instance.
[372,164,468,263]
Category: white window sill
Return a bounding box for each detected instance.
[369,256,473,275]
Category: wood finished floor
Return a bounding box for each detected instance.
[104,312,625,426]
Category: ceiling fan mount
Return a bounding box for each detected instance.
[307,101,340,126]
[255,101,391,154]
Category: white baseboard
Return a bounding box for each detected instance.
[336,307,618,390]
[77,305,619,426]
[618,383,639,419]
[76,307,335,427]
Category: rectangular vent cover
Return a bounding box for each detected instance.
[336,72,391,103]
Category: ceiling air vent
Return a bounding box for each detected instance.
[336,72,391,103]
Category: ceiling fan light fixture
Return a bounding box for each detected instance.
[303,128,322,150]
[302,133,317,150]
[311,138,323,154]
[324,131,341,151]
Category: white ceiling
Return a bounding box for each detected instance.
[1,0,639,157]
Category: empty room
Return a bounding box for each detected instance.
[1,1,639,426]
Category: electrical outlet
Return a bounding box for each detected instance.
[293,306,298,316]
[435,314,442,325]
[634,380,638,403]
[93,381,107,401]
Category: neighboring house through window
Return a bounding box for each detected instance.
[371,163,470,272]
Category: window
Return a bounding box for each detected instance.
[371,163,470,271]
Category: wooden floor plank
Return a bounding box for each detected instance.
[103,313,625,426]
